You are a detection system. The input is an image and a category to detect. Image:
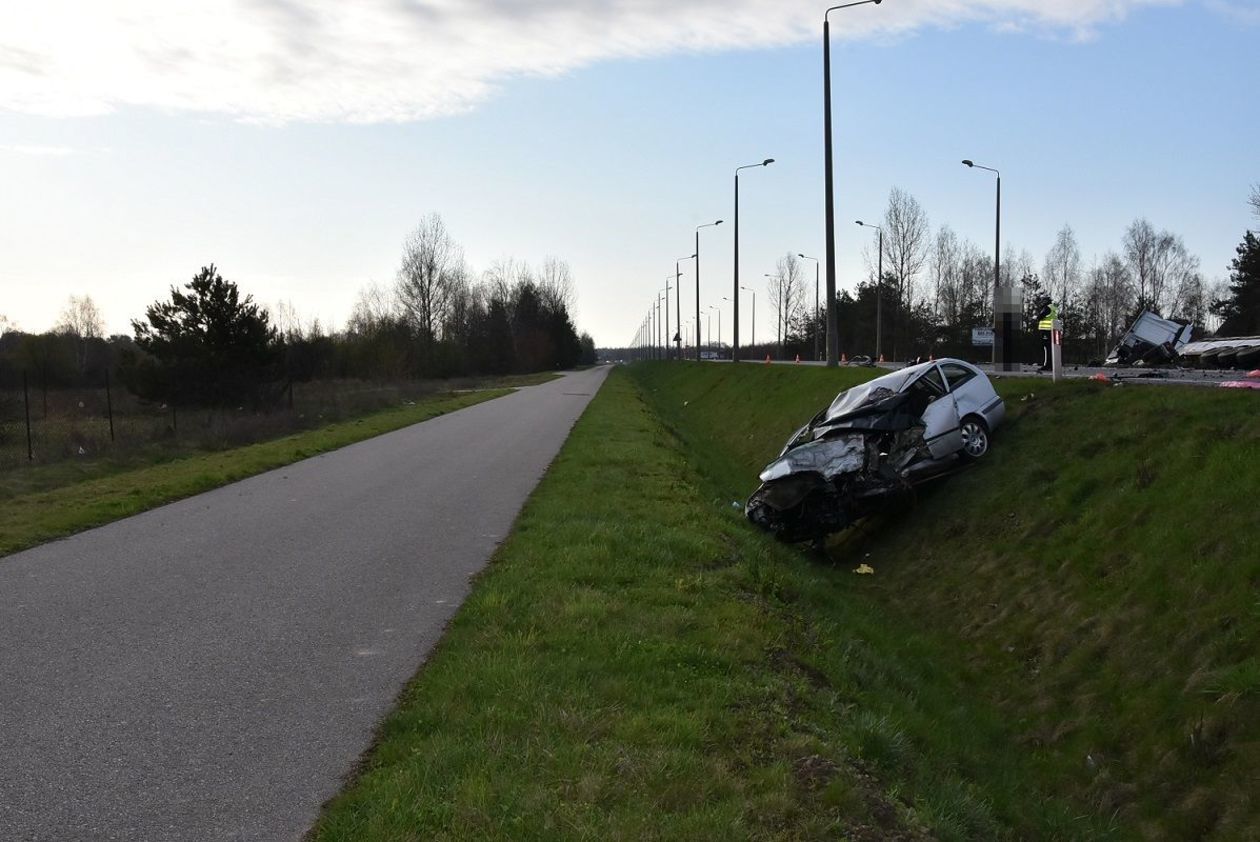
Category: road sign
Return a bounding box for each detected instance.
[971,327,995,347]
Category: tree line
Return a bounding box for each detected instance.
[0,213,597,405]
[755,184,1260,364]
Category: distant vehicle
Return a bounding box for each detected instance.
[746,359,1005,543]
[1105,311,1193,366]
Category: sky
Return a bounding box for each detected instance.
[0,0,1256,347]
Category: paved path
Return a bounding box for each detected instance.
[0,367,609,841]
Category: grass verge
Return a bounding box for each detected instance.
[635,361,1260,839]
[311,367,1104,841]
[0,389,510,557]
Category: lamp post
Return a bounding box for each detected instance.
[799,254,820,360]
[660,287,670,360]
[741,285,757,350]
[855,221,883,360]
[663,279,672,361]
[675,256,694,360]
[823,0,883,367]
[735,160,774,362]
[706,306,715,356]
[962,159,1005,368]
[695,221,723,361]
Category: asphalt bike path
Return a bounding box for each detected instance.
[0,366,610,841]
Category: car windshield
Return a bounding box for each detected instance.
[825,371,912,420]
[822,361,946,421]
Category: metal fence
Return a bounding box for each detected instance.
[0,374,452,472]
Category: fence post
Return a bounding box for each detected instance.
[171,404,177,434]
[105,370,115,442]
[23,370,33,462]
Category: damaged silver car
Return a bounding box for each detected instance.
[746,359,1005,544]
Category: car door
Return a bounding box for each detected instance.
[939,361,987,418]
[908,365,962,459]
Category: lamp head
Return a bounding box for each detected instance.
[855,220,864,226]
[715,219,724,225]
[962,159,974,168]
[763,158,775,166]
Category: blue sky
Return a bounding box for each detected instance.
[0,0,1255,346]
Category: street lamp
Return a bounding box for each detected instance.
[735,159,774,362]
[663,278,673,361]
[675,256,695,360]
[855,221,883,360]
[799,254,820,360]
[660,285,671,360]
[741,286,757,349]
[823,0,883,367]
[695,220,722,361]
[962,159,1005,368]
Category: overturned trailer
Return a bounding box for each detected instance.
[746,359,1005,544]
[1104,311,1194,367]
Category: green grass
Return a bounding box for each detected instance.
[312,367,1108,841]
[633,361,1260,839]
[0,389,510,557]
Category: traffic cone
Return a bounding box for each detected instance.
[765,354,772,365]
[841,353,848,363]
[795,354,801,364]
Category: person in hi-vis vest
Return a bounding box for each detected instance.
[1037,302,1058,371]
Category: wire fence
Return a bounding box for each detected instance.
[0,373,460,472]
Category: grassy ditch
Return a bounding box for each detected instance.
[313,367,1103,841]
[0,389,510,557]
[636,361,1260,839]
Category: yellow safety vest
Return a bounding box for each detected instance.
[1038,305,1059,332]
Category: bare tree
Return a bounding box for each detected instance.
[396,213,466,343]
[0,313,14,338]
[537,256,577,313]
[882,188,929,359]
[1250,183,1260,221]
[932,225,962,322]
[1043,224,1082,309]
[767,253,805,354]
[883,188,930,305]
[56,294,105,339]
[55,295,105,373]
[347,281,399,336]
[1081,253,1132,356]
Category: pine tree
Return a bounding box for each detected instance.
[1212,233,1260,336]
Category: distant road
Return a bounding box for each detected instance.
[0,366,609,841]
[753,357,1248,388]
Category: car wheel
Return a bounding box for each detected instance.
[959,416,990,460]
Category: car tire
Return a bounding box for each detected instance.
[959,416,990,461]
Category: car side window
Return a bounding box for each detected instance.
[940,363,976,391]
[917,366,947,396]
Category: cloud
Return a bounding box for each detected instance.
[0,143,79,156]
[0,0,1182,125]
[1204,0,1260,25]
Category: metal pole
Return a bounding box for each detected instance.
[664,283,670,362]
[105,369,115,442]
[24,370,34,461]
[823,17,838,367]
[733,172,740,362]
[877,228,884,360]
[695,230,702,361]
[823,1,881,367]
